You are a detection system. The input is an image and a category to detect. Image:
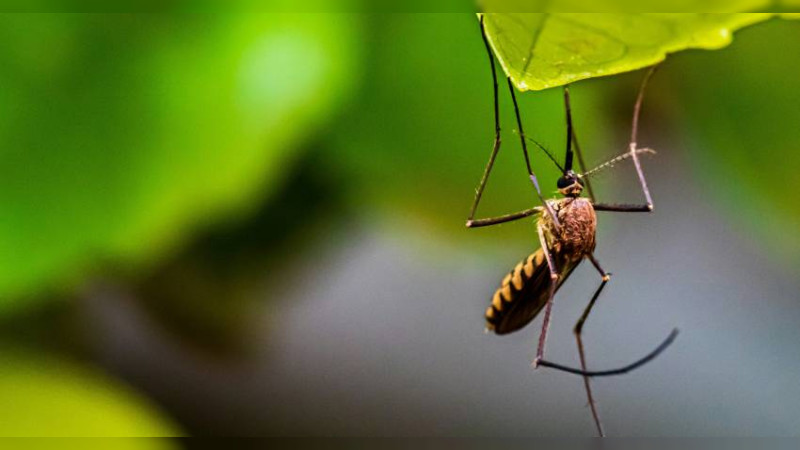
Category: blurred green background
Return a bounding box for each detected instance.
[0,12,799,438]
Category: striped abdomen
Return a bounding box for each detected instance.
[485,248,580,335]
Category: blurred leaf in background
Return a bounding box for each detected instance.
[0,13,361,313]
[668,18,800,265]
[0,350,178,439]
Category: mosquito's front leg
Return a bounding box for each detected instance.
[591,65,660,214]
[626,65,659,210]
[590,143,654,211]
[592,202,652,213]
[466,207,542,228]
[468,17,557,229]
[466,15,503,224]
[532,222,559,369]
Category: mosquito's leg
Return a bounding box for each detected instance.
[537,330,679,377]
[617,65,659,211]
[466,15,503,224]
[535,251,679,379]
[589,66,661,213]
[466,207,542,228]
[573,253,611,437]
[564,87,596,202]
[532,223,559,369]
[628,65,659,211]
[592,203,652,212]
[467,17,546,228]
[468,16,559,229]
[508,78,560,229]
[563,86,575,172]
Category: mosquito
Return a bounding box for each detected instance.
[467,15,679,437]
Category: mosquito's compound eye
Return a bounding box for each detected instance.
[557,176,577,190]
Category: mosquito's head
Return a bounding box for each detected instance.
[557,170,584,197]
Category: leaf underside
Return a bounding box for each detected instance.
[481,13,794,91]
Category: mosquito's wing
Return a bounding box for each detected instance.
[486,248,580,335]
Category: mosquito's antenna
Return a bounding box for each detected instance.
[515,131,564,172]
[579,148,656,180]
[563,86,575,173]
[538,328,679,377]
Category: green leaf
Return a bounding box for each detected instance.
[481,12,789,91]
[0,14,359,311]
[0,352,179,438]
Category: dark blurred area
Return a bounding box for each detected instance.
[0,12,799,440]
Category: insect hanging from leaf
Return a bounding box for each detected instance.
[467,14,678,438]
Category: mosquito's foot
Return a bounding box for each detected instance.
[531,357,542,369]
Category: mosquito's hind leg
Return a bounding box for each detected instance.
[572,253,611,437]
[532,223,559,369]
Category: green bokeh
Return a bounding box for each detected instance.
[669,18,800,263]
[0,351,179,438]
[0,14,360,310]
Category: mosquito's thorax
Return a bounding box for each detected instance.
[540,196,597,263]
